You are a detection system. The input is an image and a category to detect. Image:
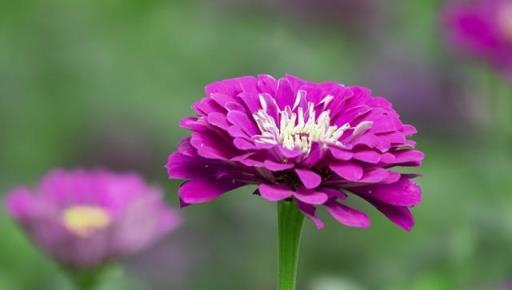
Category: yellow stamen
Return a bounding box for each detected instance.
[62,206,111,238]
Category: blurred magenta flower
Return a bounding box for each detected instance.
[167,74,423,231]
[443,0,512,77]
[5,169,180,269]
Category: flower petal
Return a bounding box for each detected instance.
[190,130,237,160]
[391,150,424,166]
[294,187,328,205]
[207,112,230,130]
[329,146,353,161]
[5,188,39,219]
[330,162,363,181]
[353,150,381,164]
[275,78,295,109]
[301,142,325,167]
[354,177,421,207]
[320,187,348,200]
[167,152,243,181]
[193,98,224,115]
[365,198,415,231]
[325,201,370,228]
[382,171,402,184]
[358,168,390,184]
[205,76,257,97]
[263,160,295,171]
[297,202,325,229]
[167,153,211,179]
[279,147,303,159]
[233,138,256,150]
[226,111,259,136]
[258,184,294,202]
[177,137,197,157]
[295,168,322,189]
[179,179,244,206]
[257,74,277,96]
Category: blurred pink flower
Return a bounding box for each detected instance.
[167,74,423,231]
[5,169,180,269]
[443,0,512,77]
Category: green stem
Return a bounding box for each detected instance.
[67,266,106,290]
[277,201,305,290]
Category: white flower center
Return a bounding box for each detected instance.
[499,3,512,41]
[253,90,372,154]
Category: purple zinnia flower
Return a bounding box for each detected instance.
[5,169,180,269]
[167,74,423,231]
[443,0,512,77]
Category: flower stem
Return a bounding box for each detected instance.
[67,266,106,290]
[277,201,305,290]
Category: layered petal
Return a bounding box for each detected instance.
[330,162,364,181]
[364,197,415,231]
[325,201,370,228]
[258,184,294,201]
[297,202,324,229]
[294,187,329,205]
[352,177,422,207]
[179,179,246,205]
[295,168,322,189]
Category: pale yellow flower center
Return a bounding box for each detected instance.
[499,2,512,41]
[62,206,111,238]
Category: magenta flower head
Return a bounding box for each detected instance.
[5,169,180,269]
[167,74,423,231]
[443,0,512,76]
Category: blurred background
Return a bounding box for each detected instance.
[1,0,511,289]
